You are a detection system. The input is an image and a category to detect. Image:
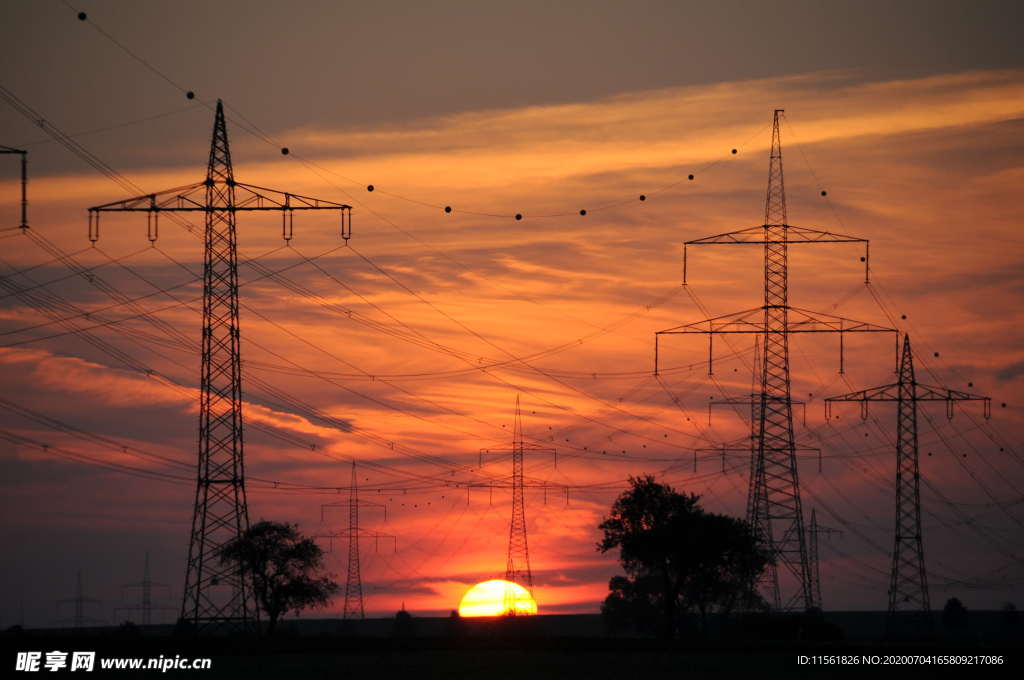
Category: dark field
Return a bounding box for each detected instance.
[3,612,1020,678]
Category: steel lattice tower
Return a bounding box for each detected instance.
[506,396,531,588]
[344,462,365,619]
[57,571,100,629]
[656,110,894,610]
[807,508,841,610]
[87,101,351,632]
[117,551,172,626]
[319,462,393,620]
[825,335,989,633]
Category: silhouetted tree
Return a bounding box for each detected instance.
[942,597,969,631]
[218,520,338,635]
[598,475,769,638]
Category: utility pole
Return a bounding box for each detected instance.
[656,110,895,611]
[320,462,394,619]
[86,100,352,632]
[807,508,842,610]
[825,334,990,634]
[0,145,28,230]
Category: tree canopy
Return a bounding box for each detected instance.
[598,475,769,637]
[219,520,338,635]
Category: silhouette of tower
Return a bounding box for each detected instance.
[807,508,841,610]
[87,101,352,631]
[0,145,27,230]
[319,462,393,619]
[507,396,531,588]
[117,551,172,625]
[57,571,100,629]
[825,335,990,633]
[344,462,364,619]
[656,110,893,610]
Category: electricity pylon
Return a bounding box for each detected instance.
[0,145,28,230]
[479,396,556,591]
[656,110,895,611]
[57,571,101,629]
[116,551,173,626]
[807,508,842,610]
[86,100,352,632]
[825,334,990,634]
[320,462,394,619]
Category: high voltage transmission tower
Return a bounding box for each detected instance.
[57,571,101,630]
[478,396,556,591]
[825,335,990,635]
[0,145,28,230]
[320,462,394,619]
[807,508,842,610]
[85,100,352,632]
[656,110,895,611]
[115,551,173,626]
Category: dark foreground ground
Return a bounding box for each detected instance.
[3,612,1020,678]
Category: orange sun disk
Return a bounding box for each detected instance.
[457,579,538,617]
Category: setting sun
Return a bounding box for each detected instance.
[457,580,538,617]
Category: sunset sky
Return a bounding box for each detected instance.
[1,1,1022,625]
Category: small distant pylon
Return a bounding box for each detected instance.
[116,551,173,626]
[808,508,842,610]
[478,396,557,593]
[507,396,531,588]
[319,462,394,619]
[825,334,990,634]
[57,571,101,629]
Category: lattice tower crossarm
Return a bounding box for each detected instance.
[85,100,352,633]
[824,335,990,632]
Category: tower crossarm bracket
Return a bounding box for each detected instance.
[321,499,387,523]
[825,384,991,420]
[656,306,896,375]
[479,444,557,470]
[316,529,397,553]
[693,443,823,472]
[683,224,870,284]
[87,182,352,243]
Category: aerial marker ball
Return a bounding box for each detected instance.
[515,213,522,221]
[78,12,87,21]
[444,206,452,213]
[367,185,374,192]
[186,91,195,100]
[639,194,646,201]
[280,147,289,155]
